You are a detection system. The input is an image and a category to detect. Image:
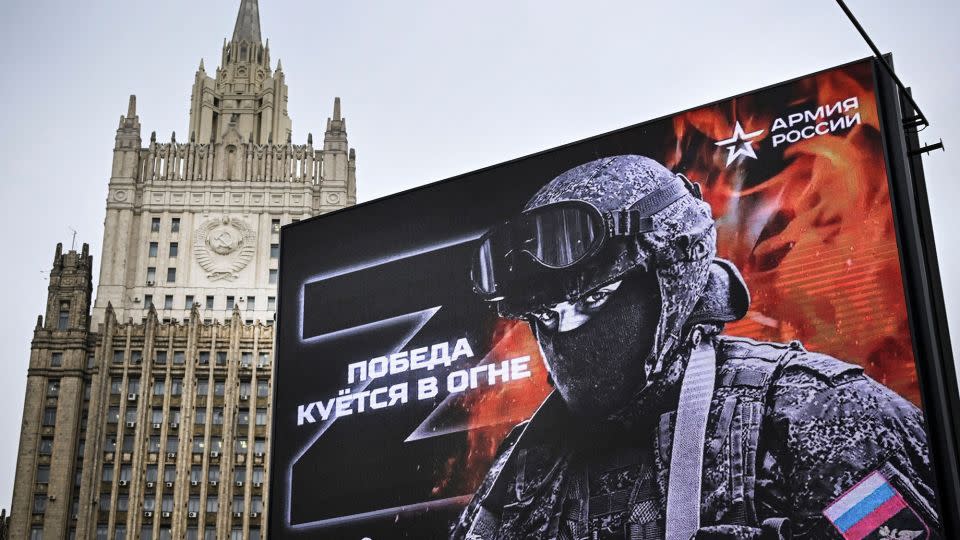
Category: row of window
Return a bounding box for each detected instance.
[103,434,267,455]
[147,242,279,260]
[150,215,286,235]
[145,268,278,286]
[111,377,269,397]
[103,464,266,484]
[30,527,262,540]
[97,493,264,513]
[107,406,268,427]
[93,526,262,540]
[112,349,272,367]
[145,294,277,311]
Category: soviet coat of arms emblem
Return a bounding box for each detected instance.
[194,216,256,281]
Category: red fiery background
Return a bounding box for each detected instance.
[436,61,919,499]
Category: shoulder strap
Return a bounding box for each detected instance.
[665,334,718,540]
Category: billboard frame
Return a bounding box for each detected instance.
[269,55,960,538]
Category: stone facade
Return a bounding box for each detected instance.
[9,1,357,538]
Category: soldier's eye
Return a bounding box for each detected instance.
[583,291,610,305]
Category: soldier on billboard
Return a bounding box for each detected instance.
[452,155,942,540]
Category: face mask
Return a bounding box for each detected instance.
[534,271,660,420]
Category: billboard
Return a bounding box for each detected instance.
[272,58,958,539]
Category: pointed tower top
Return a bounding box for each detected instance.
[127,95,137,117]
[275,58,283,71]
[232,0,262,44]
[333,97,342,121]
[199,58,206,71]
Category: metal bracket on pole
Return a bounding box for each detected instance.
[835,0,931,132]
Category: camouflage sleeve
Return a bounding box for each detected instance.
[755,352,942,540]
[449,422,526,540]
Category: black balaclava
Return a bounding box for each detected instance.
[533,269,661,422]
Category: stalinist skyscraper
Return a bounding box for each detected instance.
[9,1,357,538]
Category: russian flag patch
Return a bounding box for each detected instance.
[823,470,929,540]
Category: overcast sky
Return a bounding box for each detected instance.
[1,0,957,509]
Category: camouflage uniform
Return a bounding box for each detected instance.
[456,155,942,540]
[451,335,940,539]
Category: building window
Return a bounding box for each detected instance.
[192,438,205,453]
[251,495,263,513]
[110,378,122,395]
[104,436,117,452]
[87,354,95,368]
[124,408,136,424]
[190,465,202,483]
[254,438,266,453]
[117,494,129,512]
[149,242,158,257]
[247,296,256,309]
[199,352,210,365]
[151,217,161,232]
[267,296,276,310]
[43,407,57,426]
[206,497,218,512]
[141,528,153,540]
[169,242,179,257]
[240,352,252,367]
[106,407,119,423]
[171,378,183,395]
[167,268,176,283]
[156,351,167,365]
[211,437,222,453]
[240,381,251,397]
[31,527,43,540]
[269,269,278,284]
[195,407,206,425]
[51,352,63,367]
[154,380,165,396]
[206,296,215,310]
[119,465,132,482]
[99,494,111,511]
[132,350,143,364]
[39,437,53,455]
[101,464,114,482]
[171,218,180,233]
[36,465,50,484]
[166,437,178,453]
[226,296,235,310]
[214,380,225,396]
[185,295,194,309]
[216,352,227,366]
[58,301,70,330]
[162,495,174,512]
[164,295,173,310]
[151,408,164,424]
[252,467,264,483]
[256,408,268,426]
[34,495,46,514]
[148,436,161,452]
[250,529,260,540]
[47,380,60,397]
[197,380,209,395]
[147,267,156,284]
[257,352,270,367]
[113,350,124,364]
[235,439,248,455]
[271,218,280,233]
[208,468,220,483]
[205,527,216,540]
[186,529,198,540]
[257,380,268,398]
[237,410,249,426]
[233,496,244,513]
[270,243,280,258]
[212,408,224,425]
[174,351,185,365]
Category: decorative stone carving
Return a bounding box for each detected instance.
[325,192,341,204]
[114,190,128,202]
[194,216,256,281]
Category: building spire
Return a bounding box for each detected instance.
[232,0,262,44]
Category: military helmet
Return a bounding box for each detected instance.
[470,154,721,372]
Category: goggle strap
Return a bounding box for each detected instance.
[630,175,690,219]
[608,175,690,236]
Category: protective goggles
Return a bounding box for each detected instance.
[471,174,691,299]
